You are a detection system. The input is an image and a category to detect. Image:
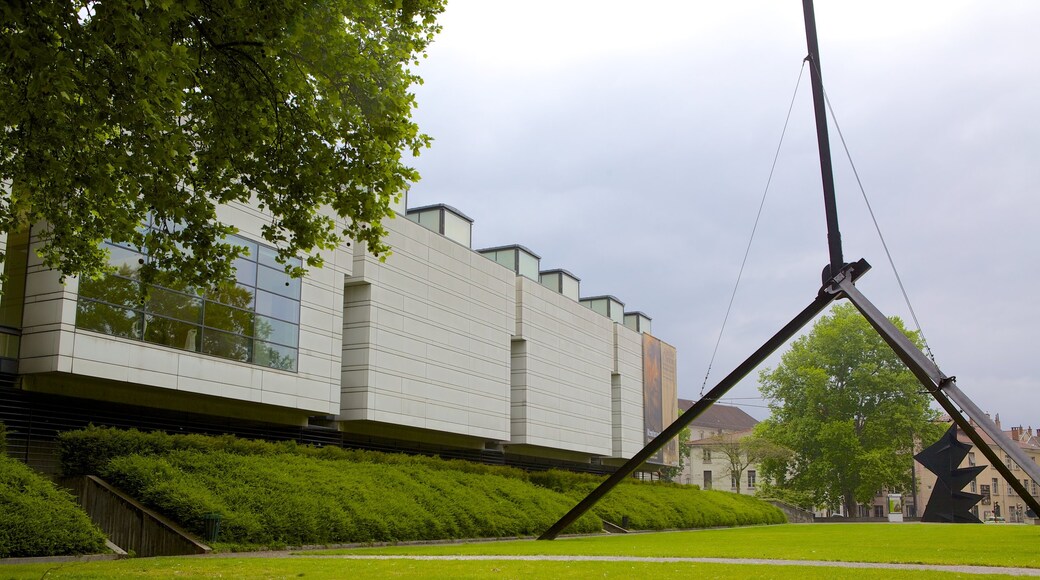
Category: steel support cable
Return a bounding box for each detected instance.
[699,62,808,397]
[809,59,936,363]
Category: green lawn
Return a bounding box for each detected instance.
[322,523,1040,568]
[2,523,1038,579]
[0,557,1023,579]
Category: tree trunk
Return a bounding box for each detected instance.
[842,491,856,517]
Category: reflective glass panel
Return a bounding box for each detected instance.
[257,244,280,270]
[417,209,441,233]
[518,252,539,280]
[255,290,300,324]
[254,341,298,372]
[200,328,251,362]
[561,276,579,300]
[143,315,201,350]
[443,212,471,247]
[207,281,255,310]
[145,286,202,324]
[254,314,298,348]
[204,302,254,337]
[232,256,257,287]
[79,276,142,309]
[227,234,258,260]
[257,264,301,298]
[76,300,142,339]
[105,244,145,277]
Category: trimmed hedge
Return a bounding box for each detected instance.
[59,425,528,480]
[100,450,602,545]
[0,455,108,558]
[59,426,785,548]
[529,468,785,529]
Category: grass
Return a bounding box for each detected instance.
[0,557,1022,579]
[318,523,1040,569]
[2,523,1037,578]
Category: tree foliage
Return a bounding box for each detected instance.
[756,302,942,515]
[0,0,445,288]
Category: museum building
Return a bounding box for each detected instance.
[0,194,678,474]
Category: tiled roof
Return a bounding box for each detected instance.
[687,428,755,445]
[678,399,759,432]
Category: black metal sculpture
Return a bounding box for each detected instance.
[538,0,1040,540]
[915,425,985,523]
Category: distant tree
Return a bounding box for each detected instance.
[0,0,445,289]
[756,303,942,515]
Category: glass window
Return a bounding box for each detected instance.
[79,276,142,309]
[443,211,471,247]
[201,328,251,362]
[145,286,202,324]
[703,471,712,490]
[143,315,200,351]
[490,250,515,271]
[416,209,441,233]
[105,244,145,277]
[77,301,141,339]
[204,302,254,337]
[518,251,539,280]
[257,244,282,270]
[227,234,258,260]
[588,299,609,317]
[208,281,255,310]
[254,341,298,372]
[77,233,301,372]
[748,470,756,489]
[257,264,301,298]
[561,275,579,300]
[254,314,298,348]
[232,256,257,287]
[255,290,300,324]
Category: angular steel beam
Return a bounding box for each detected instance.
[836,277,1040,517]
[537,261,871,540]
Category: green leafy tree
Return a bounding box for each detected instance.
[0,0,445,289]
[756,302,942,515]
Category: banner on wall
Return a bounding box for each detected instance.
[642,333,679,465]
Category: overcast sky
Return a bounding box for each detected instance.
[402,1,1040,429]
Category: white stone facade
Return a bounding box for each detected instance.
[341,215,514,441]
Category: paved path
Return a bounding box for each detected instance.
[275,554,1040,576]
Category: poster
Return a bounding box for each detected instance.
[642,333,678,465]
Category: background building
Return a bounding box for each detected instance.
[676,400,759,490]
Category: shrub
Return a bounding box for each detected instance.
[58,426,531,481]
[0,455,108,557]
[59,426,786,548]
[100,450,601,546]
[0,421,6,455]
